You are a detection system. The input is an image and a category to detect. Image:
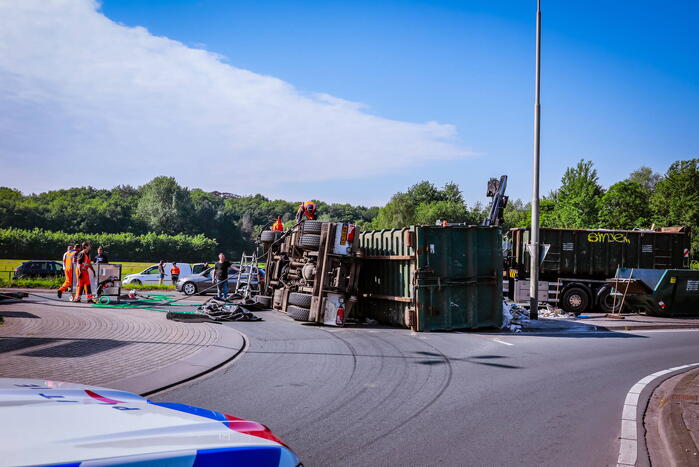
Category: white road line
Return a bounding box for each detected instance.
[617,361,699,466]
[492,338,513,346]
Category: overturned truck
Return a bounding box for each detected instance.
[260,220,361,326]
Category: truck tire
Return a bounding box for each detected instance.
[596,285,622,313]
[261,230,279,242]
[560,286,590,315]
[288,292,312,308]
[287,305,310,321]
[254,294,272,307]
[302,220,322,234]
[299,234,320,250]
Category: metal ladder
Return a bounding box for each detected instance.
[234,252,260,298]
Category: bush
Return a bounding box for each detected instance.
[0,228,217,263]
[0,277,63,289]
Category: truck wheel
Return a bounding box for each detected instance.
[288,292,312,308]
[302,220,322,234]
[560,286,590,315]
[261,230,279,242]
[299,234,320,250]
[254,294,272,307]
[287,305,310,321]
[597,285,622,313]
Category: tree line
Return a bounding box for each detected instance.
[0,158,696,260]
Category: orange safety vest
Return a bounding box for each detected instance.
[171,266,180,275]
[77,251,92,271]
[63,250,75,269]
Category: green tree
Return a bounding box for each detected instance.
[135,177,194,235]
[549,159,604,228]
[503,199,530,230]
[628,166,661,193]
[650,159,699,257]
[371,192,415,229]
[597,180,650,229]
[414,200,469,225]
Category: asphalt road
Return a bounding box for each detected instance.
[154,311,699,467]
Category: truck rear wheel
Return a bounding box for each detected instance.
[261,230,279,242]
[287,305,310,322]
[560,286,590,315]
[597,285,622,313]
[299,234,320,250]
[302,220,322,234]
[288,292,313,308]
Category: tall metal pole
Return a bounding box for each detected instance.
[529,0,542,320]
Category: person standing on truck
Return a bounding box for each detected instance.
[157,260,165,285]
[73,242,96,303]
[57,244,76,298]
[212,253,231,300]
[170,262,180,285]
[295,201,317,223]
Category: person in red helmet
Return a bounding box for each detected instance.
[271,216,284,232]
[295,200,317,223]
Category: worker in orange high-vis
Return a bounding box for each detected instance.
[295,201,317,223]
[57,244,76,298]
[170,262,181,285]
[72,242,96,303]
[271,216,284,232]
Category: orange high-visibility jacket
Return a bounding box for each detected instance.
[63,250,75,269]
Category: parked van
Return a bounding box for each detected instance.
[122,263,193,285]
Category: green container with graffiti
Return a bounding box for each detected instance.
[358,225,503,331]
[509,227,690,281]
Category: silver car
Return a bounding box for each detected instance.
[176,266,262,296]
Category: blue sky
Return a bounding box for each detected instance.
[1,0,696,206]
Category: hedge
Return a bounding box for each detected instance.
[0,228,218,263]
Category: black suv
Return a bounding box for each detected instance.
[13,261,64,279]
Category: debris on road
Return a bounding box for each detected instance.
[168,297,262,322]
[502,301,529,332]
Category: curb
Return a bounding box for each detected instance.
[520,324,699,334]
[107,323,247,396]
[598,324,699,331]
[617,362,699,466]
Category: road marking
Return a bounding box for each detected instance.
[617,362,699,466]
[492,338,513,346]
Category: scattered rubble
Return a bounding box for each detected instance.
[501,301,529,332]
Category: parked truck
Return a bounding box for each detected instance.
[505,226,691,314]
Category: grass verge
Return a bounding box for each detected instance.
[0,277,63,289]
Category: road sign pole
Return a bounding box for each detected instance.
[530,0,542,320]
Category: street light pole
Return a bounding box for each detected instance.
[529,0,542,320]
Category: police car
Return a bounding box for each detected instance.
[0,378,301,466]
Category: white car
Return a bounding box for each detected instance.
[0,378,301,466]
[122,262,194,285]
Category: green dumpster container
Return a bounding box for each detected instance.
[358,225,503,331]
[618,268,699,316]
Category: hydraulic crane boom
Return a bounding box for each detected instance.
[483,175,508,227]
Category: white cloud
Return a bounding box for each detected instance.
[0,0,473,194]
